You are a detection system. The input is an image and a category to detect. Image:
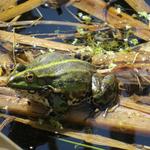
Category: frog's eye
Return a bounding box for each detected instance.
[25,72,34,82]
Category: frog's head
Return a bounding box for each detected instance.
[7,64,42,90]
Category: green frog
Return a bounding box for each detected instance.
[7,52,118,115]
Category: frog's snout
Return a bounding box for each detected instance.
[7,75,22,87]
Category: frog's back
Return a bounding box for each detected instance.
[28,52,72,69]
[28,52,96,74]
[32,57,95,77]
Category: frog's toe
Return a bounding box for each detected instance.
[102,108,109,118]
[108,103,120,113]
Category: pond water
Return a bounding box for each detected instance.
[1,1,150,150]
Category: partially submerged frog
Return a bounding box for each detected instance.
[7,52,118,115]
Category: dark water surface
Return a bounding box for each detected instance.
[1,2,150,150]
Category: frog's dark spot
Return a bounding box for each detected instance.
[74,53,92,62]
[75,53,81,59]
[83,55,92,62]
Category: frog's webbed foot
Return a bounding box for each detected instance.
[91,107,112,118]
[90,107,108,118]
[90,101,120,118]
[108,102,120,113]
[102,102,120,117]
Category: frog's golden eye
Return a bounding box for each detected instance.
[25,72,34,82]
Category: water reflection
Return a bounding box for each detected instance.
[8,122,49,149]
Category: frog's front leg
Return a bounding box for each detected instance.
[46,93,69,128]
[38,85,62,97]
[92,73,119,115]
[48,93,69,114]
[47,85,62,93]
[43,85,62,93]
